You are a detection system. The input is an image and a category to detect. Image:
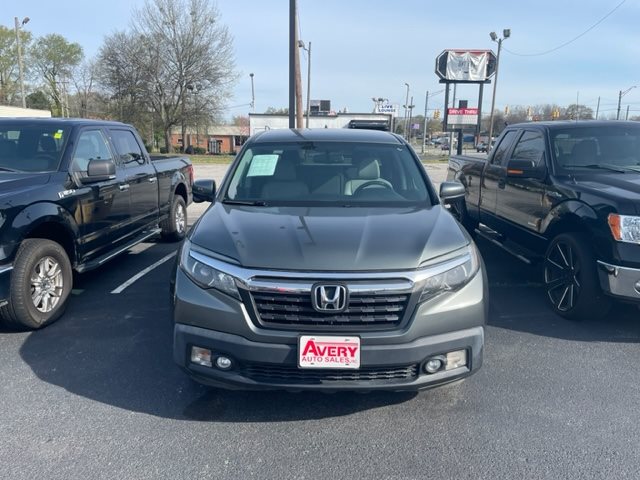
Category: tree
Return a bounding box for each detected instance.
[25,90,50,110]
[563,104,594,121]
[129,0,237,152]
[96,31,148,123]
[30,34,83,116]
[265,107,289,114]
[0,25,31,105]
[72,60,98,118]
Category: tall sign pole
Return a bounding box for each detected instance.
[288,0,296,128]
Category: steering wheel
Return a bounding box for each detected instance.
[353,180,393,195]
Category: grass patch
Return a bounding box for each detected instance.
[187,154,235,164]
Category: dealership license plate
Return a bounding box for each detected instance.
[298,335,361,369]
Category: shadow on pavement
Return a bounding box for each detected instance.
[476,237,640,344]
[17,250,417,421]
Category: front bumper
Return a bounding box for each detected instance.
[0,264,12,306]
[174,323,484,391]
[597,261,640,302]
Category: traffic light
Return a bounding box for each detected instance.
[434,109,440,119]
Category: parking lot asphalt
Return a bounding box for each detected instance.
[1,163,639,480]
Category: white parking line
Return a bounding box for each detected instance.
[110,252,177,294]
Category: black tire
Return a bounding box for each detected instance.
[161,195,187,242]
[0,239,73,330]
[543,233,611,320]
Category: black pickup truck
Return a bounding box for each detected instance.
[448,121,640,320]
[0,118,192,329]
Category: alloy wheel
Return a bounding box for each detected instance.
[544,241,581,312]
[30,256,64,313]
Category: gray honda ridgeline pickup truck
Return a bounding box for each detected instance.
[172,128,487,391]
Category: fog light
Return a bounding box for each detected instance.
[215,356,233,370]
[424,356,445,374]
[191,346,212,367]
[445,350,467,371]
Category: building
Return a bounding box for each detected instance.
[0,105,52,118]
[248,112,393,136]
[170,125,249,154]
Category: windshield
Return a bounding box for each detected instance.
[0,124,69,173]
[224,141,431,206]
[552,125,640,172]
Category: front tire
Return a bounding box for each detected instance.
[161,195,187,242]
[0,239,73,330]
[543,233,610,320]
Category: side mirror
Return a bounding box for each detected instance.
[507,158,547,180]
[80,158,116,183]
[439,181,466,204]
[193,179,216,203]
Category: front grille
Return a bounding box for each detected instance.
[250,291,409,328]
[242,363,419,384]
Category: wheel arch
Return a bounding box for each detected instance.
[11,203,79,267]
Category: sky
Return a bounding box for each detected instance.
[7,0,640,120]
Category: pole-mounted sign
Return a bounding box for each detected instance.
[435,50,497,82]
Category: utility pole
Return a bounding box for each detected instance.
[305,41,311,128]
[294,12,303,128]
[407,96,414,143]
[288,0,296,127]
[595,96,600,119]
[617,86,636,120]
[422,90,429,154]
[14,16,29,109]
[626,105,630,121]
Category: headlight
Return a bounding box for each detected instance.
[179,240,241,299]
[608,214,640,244]
[419,245,480,302]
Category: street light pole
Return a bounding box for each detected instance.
[422,90,429,154]
[617,86,636,120]
[403,83,410,139]
[488,28,510,151]
[14,16,30,109]
[299,41,311,128]
[249,73,255,113]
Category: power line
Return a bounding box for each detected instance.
[503,0,626,57]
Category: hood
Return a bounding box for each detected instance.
[0,172,51,203]
[569,173,640,212]
[189,203,470,271]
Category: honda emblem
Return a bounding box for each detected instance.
[311,284,348,312]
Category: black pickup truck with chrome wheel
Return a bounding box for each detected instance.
[0,118,192,329]
[447,121,640,320]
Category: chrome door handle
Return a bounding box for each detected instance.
[119,184,130,191]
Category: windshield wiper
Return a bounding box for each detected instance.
[570,164,629,173]
[222,199,268,206]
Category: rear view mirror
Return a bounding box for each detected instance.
[439,181,466,204]
[193,179,216,203]
[507,158,547,180]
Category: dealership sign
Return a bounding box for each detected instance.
[435,50,496,82]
